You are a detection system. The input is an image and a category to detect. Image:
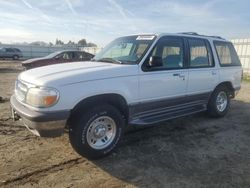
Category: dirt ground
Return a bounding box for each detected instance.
[0,60,250,188]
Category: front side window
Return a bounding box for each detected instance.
[214,41,241,66]
[188,39,213,68]
[57,52,74,60]
[143,37,184,71]
[47,51,62,58]
[93,35,156,64]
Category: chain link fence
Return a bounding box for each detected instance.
[1,40,250,77]
[0,44,101,59]
[231,39,250,77]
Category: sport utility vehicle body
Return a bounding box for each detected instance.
[10,33,242,159]
[0,47,23,60]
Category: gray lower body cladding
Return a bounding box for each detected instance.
[10,95,70,137]
[128,92,211,125]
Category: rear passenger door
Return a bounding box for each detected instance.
[186,38,218,101]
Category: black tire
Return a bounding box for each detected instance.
[207,86,230,118]
[69,104,125,159]
[13,55,19,60]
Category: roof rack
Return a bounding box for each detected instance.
[179,32,225,40]
[180,32,199,35]
[207,35,225,40]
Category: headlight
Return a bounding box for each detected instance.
[26,87,59,108]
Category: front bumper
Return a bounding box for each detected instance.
[10,95,70,137]
[233,86,241,98]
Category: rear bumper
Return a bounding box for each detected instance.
[10,95,70,137]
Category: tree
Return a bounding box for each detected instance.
[55,39,64,45]
[78,39,87,46]
[30,41,48,46]
[67,40,76,45]
[87,42,97,47]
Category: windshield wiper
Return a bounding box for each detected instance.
[95,58,123,64]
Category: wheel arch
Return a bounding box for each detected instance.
[213,81,235,98]
[68,93,129,124]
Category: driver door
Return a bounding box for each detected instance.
[131,37,189,124]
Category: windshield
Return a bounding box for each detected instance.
[46,51,63,58]
[93,35,156,64]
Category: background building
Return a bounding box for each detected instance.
[231,39,250,76]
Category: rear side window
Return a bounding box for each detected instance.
[188,39,214,68]
[214,41,241,66]
[76,52,92,59]
[6,48,14,52]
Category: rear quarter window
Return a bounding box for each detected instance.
[214,41,241,67]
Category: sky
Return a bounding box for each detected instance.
[0,0,249,46]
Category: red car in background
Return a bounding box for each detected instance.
[22,50,94,69]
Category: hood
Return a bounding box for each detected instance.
[18,61,138,87]
[22,57,49,64]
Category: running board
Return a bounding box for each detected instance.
[129,104,206,125]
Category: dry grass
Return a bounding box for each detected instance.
[0,61,250,188]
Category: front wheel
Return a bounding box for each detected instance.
[207,86,230,117]
[13,55,19,60]
[69,104,125,159]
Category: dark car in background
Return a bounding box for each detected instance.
[0,47,23,60]
[22,50,94,69]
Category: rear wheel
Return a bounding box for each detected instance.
[207,86,230,117]
[69,104,125,159]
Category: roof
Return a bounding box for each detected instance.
[158,32,227,41]
[123,32,227,42]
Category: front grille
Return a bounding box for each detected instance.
[15,80,28,102]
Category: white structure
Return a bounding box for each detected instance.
[0,43,103,59]
[231,39,250,75]
[0,44,80,59]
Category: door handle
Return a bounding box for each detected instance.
[173,73,185,80]
[173,73,180,76]
[211,71,217,75]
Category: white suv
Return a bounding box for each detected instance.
[11,33,242,159]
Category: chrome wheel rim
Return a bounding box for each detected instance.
[86,116,116,150]
[216,91,228,112]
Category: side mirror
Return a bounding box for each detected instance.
[148,56,163,67]
[54,56,60,60]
